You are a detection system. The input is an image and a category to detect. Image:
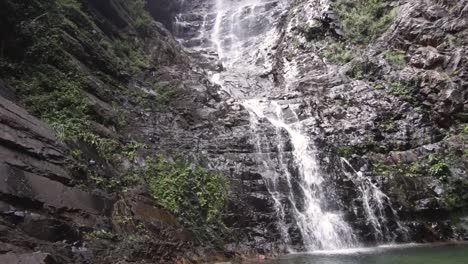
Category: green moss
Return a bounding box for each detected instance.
[385,50,406,69]
[389,81,418,104]
[123,142,147,162]
[303,20,328,41]
[114,0,152,31]
[373,151,466,211]
[334,0,397,45]
[337,146,354,158]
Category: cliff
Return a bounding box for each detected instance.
[0,0,467,263]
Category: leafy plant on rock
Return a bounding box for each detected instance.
[334,0,397,45]
[428,155,451,181]
[320,41,354,64]
[143,156,230,246]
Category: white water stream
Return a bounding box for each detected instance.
[175,0,404,251]
[210,0,356,250]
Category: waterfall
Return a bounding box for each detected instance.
[174,0,403,252]
[208,0,357,251]
[243,99,356,250]
[340,158,409,242]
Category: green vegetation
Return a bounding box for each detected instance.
[154,85,178,111]
[372,155,451,180]
[1,0,232,254]
[143,156,229,245]
[371,160,391,177]
[446,30,468,48]
[444,179,468,210]
[347,58,379,80]
[320,41,354,64]
[12,67,89,138]
[428,155,451,181]
[389,80,419,104]
[123,142,148,162]
[318,1,397,64]
[0,0,158,173]
[303,20,328,41]
[98,155,231,246]
[334,0,397,45]
[371,160,423,178]
[372,152,467,211]
[373,82,385,90]
[112,38,150,73]
[130,84,178,112]
[385,50,406,69]
[86,229,118,241]
[337,146,354,158]
[112,0,153,34]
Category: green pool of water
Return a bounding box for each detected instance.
[250,243,468,264]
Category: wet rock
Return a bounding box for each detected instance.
[409,46,446,69]
[1,0,467,261]
[0,166,112,215]
[0,252,57,264]
[124,188,191,242]
[19,216,81,243]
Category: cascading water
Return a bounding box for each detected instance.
[173,0,403,252]
[209,0,356,251]
[243,99,356,250]
[340,158,409,242]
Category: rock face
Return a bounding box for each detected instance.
[0,88,113,262]
[0,252,58,264]
[0,0,201,262]
[169,0,467,250]
[0,0,467,262]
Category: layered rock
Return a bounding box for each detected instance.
[0,0,467,262]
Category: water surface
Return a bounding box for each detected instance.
[249,243,468,264]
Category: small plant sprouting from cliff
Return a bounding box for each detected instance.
[143,156,229,245]
[154,84,178,111]
[86,229,119,241]
[337,146,354,158]
[130,84,178,112]
[320,41,354,64]
[372,160,424,178]
[428,155,451,181]
[334,0,397,45]
[389,80,418,104]
[347,58,380,80]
